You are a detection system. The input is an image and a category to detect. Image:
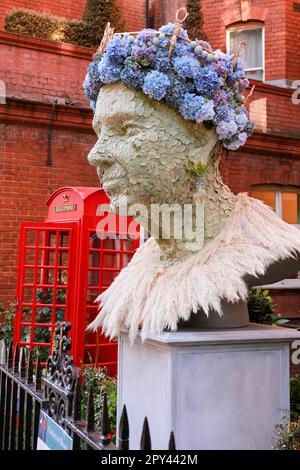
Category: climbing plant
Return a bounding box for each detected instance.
[184,0,207,41]
[5,0,124,48]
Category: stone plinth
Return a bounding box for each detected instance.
[117,324,300,450]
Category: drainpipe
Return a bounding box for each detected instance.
[146,0,156,28]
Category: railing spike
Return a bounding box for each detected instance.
[26,350,33,384]
[19,347,26,378]
[13,343,19,373]
[140,417,151,450]
[100,393,111,446]
[118,404,129,450]
[86,387,95,433]
[72,378,81,421]
[35,355,42,391]
[168,431,176,450]
[7,341,13,369]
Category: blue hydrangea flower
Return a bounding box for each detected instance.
[105,36,129,66]
[143,71,170,100]
[154,48,171,72]
[165,75,195,109]
[97,58,122,84]
[194,68,221,98]
[216,120,238,139]
[173,56,201,79]
[180,93,205,120]
[235,110,248,128]
[213,105,235,124]
[136,29,157,43]
[213,89,231,107]
[173,39,190,57]
[195,100,215,123]
[120,61,145,89]
[223,131,248,150]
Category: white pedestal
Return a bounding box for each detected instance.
[118,324,300,450]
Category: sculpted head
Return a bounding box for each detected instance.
[88,82,217,212]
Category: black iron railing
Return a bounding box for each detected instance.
[0,321,176,450]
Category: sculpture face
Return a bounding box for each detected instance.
[88,82,217,212]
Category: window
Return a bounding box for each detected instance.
[227,23,265,81]
[252,188,300,284]
[252,189,300,226]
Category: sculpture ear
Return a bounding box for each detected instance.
[187,138,218,165]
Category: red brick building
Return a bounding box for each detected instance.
[0,0,300,327]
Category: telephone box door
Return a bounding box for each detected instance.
[14,222,78,364]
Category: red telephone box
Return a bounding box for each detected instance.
[14,187,139,375]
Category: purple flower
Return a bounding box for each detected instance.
[136,29,157,43]
[179,93,205,120]
[142,71,170,100]
[132,44,156,67]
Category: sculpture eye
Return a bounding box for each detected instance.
[119,122,138,137]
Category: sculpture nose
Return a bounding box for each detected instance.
[87,141,114,169]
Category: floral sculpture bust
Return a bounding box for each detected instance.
[84,12,300,342]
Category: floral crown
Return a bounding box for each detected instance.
[83,8,254,151]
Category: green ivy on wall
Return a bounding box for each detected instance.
[5,0,125,48]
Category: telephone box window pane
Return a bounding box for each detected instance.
[103,238,119,250]
[35,306,52,324]
[36,287,54,305]
[59,232,70,247]
[47,250,56,267]
[21,326,31,343]
[55,307,65,322]
[102,270,119,286]
[89,251,100,268]
[282,192,298,224]
[88,270,100,287]
[56,288,67,305]
[34,327,51,344]
[252,191,276,211]
[86,289,98,305]
[90,233,101,249]
[123,239,134,251]
[102,252,119,268]
[57,269,68,285]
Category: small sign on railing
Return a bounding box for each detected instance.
[37,411,73,451]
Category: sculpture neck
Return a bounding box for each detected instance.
[151,144,236,266]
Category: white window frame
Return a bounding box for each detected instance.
[252,187,300,288]
[226,22,265,82]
